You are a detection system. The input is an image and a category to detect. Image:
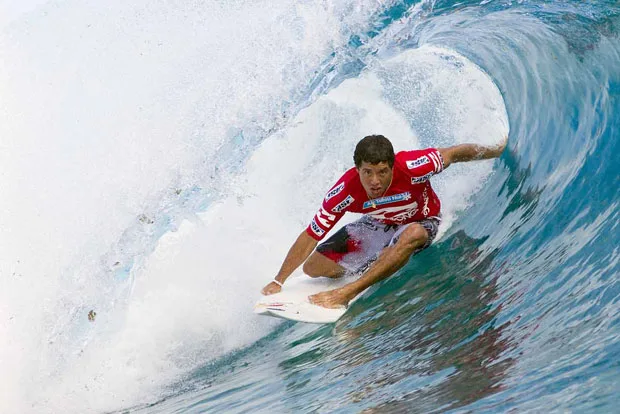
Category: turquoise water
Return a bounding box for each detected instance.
[1,0,618,412]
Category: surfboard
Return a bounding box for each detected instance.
[254,272,364,324]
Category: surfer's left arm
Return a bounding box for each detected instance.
[439,136,507,168]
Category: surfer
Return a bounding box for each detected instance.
[261,134,507,308]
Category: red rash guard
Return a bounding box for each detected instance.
[306,148,444,241]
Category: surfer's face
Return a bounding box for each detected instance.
[357,161,393,199]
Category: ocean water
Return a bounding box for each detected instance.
[0,0,618,412]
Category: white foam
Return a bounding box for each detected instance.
[0,0,50,29]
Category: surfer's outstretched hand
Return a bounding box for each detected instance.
[261,281,282,295]
[309,287,353,309]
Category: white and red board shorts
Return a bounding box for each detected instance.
[316,215,440,274]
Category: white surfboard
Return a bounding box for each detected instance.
[254,273,364,324]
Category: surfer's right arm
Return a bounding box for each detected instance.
[261,179,348,295]
[261,231,318,295]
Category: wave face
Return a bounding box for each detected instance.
[1,0,619,413]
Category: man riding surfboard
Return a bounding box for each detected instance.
[261,134,507,309]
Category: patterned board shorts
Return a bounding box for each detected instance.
[316,215,441,274]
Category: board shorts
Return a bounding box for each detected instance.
[315,215,441,275]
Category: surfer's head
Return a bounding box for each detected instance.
[354,135,394,199]
[354,135,395,168]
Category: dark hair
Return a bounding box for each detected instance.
[353,135,395,168]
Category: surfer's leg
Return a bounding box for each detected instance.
[304,219,368,278]
[358,218,439,279]
[305,217,393,278]
[303,251,348,278]
[304,224,351,278]
[387,217,440,254]
[354,223,430,284]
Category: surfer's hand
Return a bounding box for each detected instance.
[261,281,282,295]
[309,287,353,309]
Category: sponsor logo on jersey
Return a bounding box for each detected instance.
[310,218,325,236]
[422,188,430,216]
[411,172,434,184]
[363,192,411,209]
[332,195,354,213]
[325,182,345,201]
[406,156,430,170]
[367,201,419,223]
[316,207,336,229]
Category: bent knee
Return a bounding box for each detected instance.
[303,252,346,278]
[398,224,428,249]
[303,262,321,277]
[302,255,324,277]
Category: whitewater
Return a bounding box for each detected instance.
[1,0,618,413]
